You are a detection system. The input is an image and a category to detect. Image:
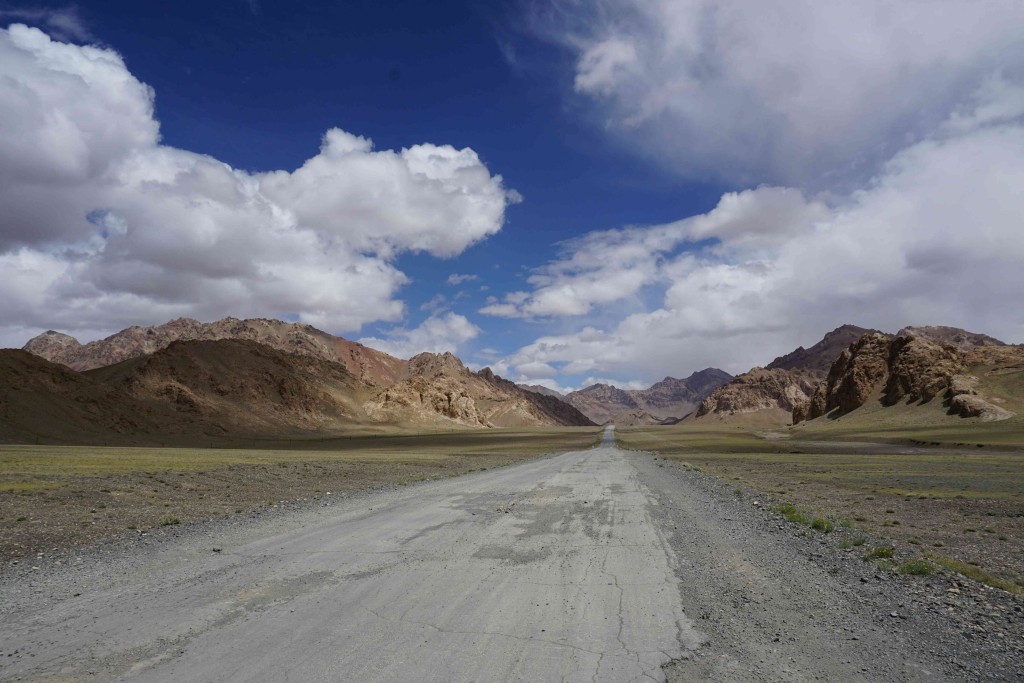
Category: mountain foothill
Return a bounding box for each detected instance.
[3,318,1020,446]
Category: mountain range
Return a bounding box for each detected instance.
[6,317,1021,445]
[554,369,734,425]
[695,324,1021,425]
[4,318,594,445]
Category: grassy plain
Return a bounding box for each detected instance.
[0,427,601,560]
[619,419,1024,593]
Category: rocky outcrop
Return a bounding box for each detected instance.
[697,325,878,420]
[804,332,893,419]
[897,326,1006,351]
[767,325,880,375]
[793,327,1019,423]
[696,368,818,417]
[366,353,594,428]
[22,317,406,386]
[882,336,965,405]
[949,394,1014,421]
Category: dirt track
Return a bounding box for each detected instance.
[1,428,1020,681]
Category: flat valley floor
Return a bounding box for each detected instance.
[1,429,1020,681]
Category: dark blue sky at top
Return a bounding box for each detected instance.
[13,0,727,366]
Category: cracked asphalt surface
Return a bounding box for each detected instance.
[2,428,701,681]
[0,427,977,681]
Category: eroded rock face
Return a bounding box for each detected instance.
[897,326,1006,351]
[793,328,1020,423]
[22,330,81,359]
[767,324,880,375]
[949,394,1014,421]
[366,353,594,429]
[882,336,966,405]
[696,368,817,416]
[564,384,641,424]
[825,333,895,416]
[698,325,879,420]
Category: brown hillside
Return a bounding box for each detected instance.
[367,353,594,429]
[90,339,370,436]
[696,325,873,421]
[0,350,151,443]
[794,328,1022,423]
[767,324,879,374]
[24,317,406,386]
[565,368,731,424]
[564,384,640,424]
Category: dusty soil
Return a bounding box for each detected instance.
[635,455,1024,682]
[1,430,1021,681]
[619,426,1024,595]
[0,429,601,563]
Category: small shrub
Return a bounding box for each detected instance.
[774,503,810,524]
[811,517,834,533]
[16,516,27,522]
[838,536,866,550]
[899,559,935,576]
[863,546,895,561]
[158,515,180,526]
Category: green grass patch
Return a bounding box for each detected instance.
[0,480,64,493]
[838,535,867,549]
[925,553,1023,595]
[773,503,810,525]
[158,515,180,526]
[810,517,834,533]
[863,546,895,561]
[898,559,935,575]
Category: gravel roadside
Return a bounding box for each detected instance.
[632,453,1024,682]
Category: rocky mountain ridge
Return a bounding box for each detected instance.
[697,325,874,418]
[24,317,405,386]
[563,368,732,424]
[793,331,1020,423]
[10,319,594,442]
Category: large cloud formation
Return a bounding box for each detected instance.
[537,0,1024,187]
[493,1,1024,387]
[0,24,515,346]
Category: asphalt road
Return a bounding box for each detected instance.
[1,428,703,682]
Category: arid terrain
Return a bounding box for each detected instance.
[2,319,1023,681]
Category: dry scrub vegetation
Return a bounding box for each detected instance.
[619,420,1024,594]
[0,427,600,560]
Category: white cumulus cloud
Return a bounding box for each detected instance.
[496,78,1024,381]
[0,25,516,347]
[539,0,1024,185]
[358,313,482,360]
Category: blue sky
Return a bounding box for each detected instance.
[3,1,1024,391]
